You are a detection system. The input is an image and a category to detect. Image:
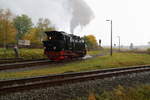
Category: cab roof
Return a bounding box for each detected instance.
[45,31,68,36]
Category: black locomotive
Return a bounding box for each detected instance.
[43,31,86,61]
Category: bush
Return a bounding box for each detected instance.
[0,48,46,59]
[147,48,150,54]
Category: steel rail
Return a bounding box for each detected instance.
[0,65,149,87]
[0,65,150,95]
[0,58,47,64]
[0,54,103,71]
[0,59,51,70]
[0,59,82,71]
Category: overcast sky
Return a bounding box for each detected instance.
[0,0,150,46]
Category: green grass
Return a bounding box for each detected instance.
[107,85,150,100]
[0,48,105,59]
[19,48,46,59]
[0,48,15,58]
[0,48,46,59]
[75,85,150,100]
[87,48,109,55]
[1,53,150,79]
[87,50,101,55]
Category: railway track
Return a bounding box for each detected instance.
[0,65,150,95]
[0,58,85,71]
[0,58,48,64]
[0,54,101,71]
[0,59,51,70]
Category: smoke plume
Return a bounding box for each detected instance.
[68,0,95,33]
[0,0,94,33]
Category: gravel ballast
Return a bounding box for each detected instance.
[1,71,150,100]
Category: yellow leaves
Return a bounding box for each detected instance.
[23,28,42,45]
[88,93,96,100]
[114,85,125,96]
[84,35,98,50]
[0,19,17,44]
[0,9,56,45]
[0,9,16,44]
[86,35,97,44]
[23,26,55,45]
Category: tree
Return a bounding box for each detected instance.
[130,43,134,50]
[13,14,32,40]
[22,18,55,45]
[83,35,98,50]
[0,9,16,45]
[37,18,51,30]
[36,18,55,41]
[23,28,42,45]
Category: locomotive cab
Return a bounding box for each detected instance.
[43,31,66,51]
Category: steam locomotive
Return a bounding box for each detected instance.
[43,31,86,61]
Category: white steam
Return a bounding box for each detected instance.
[69,0,94,33]
[0,0,94,33]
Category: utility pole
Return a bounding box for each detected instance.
[3,16,7,57]
[117,36,120,51]
[106,20,113,56]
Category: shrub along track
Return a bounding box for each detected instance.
[0,65,150,95]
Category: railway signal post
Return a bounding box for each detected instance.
[106,20,113,56]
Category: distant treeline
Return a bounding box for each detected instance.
[0,9,98,50]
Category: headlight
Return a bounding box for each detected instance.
[53,46,56,50]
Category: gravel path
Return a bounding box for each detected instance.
[1,71,150,100]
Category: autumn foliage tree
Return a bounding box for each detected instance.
[23,18,55,45]
[83,35,98,50]
[23,28,41,45]
[36,18,55,41]
[0,9,16,46]
[0,8,57,47]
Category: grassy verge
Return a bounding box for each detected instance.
[19,49,46,59]
[76,85,150,100]
[0,48,46,59]
[0,48,106,60]
[87,49,109,55]
[1,53,150,79]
